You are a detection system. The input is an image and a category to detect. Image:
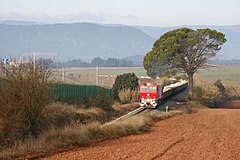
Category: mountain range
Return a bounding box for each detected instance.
[0,20,239,63]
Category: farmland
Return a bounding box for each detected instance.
[197,65,240,85]
[55,65,240,86]
[44,107,240,160]
[58,67,147,77]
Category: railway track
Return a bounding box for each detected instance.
[106,80,188,125]
[105,107,148,125]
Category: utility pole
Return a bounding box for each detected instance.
[62,69,65,81]
[96,65,99,86]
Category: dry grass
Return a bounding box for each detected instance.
[146,110,184,121]
[118,89,132,104]
[112,102,139,112]
[76,107,104,117]
[194,76,219,99]
[193,76,240,108]
[102,115,152,137]
[131,88,140,102]
[42,103,105,128]
[42,123,102,148]
[225,86,240,100]
[0,110,183,159]
[118,88,140,104]
[188,101,207,108]
[49,102,104,117]
[0,123,102,159]
[194,76,240,100]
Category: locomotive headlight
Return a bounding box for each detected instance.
[150,99,157,107]
[141,98,146,105]
[140,98,147,107]
[151,99,155,104]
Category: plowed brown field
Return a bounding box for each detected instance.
[43,102,240,160]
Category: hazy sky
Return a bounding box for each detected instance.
[1,0,240,26]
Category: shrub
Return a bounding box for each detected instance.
[42,103,105,128]
[112,73,139,100]
[118,89,132,104]
[94,89,114,111]
[131,88,140,102]
[118,88,140,104]
[0,59,52,146]
[226,86,240,100]
[193,76,240,108]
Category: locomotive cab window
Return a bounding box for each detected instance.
[149,86,157,92]
[140,86,148,92]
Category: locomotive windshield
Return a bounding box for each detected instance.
[140,85,157,93]
[149,86,157,93]
[140,86,148,92]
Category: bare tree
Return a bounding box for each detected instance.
[0,58,53,144]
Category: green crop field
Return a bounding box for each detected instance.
[196,65,240,86]
[59,67,147,77]
[54,65,240,88]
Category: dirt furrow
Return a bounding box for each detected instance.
[43,105,240,160]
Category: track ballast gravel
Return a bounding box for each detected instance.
[43,105,240,160]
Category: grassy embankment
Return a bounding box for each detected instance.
[0,60,188,159]
[197,66,239,95]
[0,102,184,159]
[187,66,240,107]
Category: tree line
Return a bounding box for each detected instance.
[55,57,134,68]
[209,59,240,65]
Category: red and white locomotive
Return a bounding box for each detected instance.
[139,81,188,108]
[139,82,164,108]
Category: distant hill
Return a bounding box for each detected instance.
[123,55,144,66]
[0,22,154,61]
[0,21,239,62]
[0,20,40,26]
[135,25,240,60]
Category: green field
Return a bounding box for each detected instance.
[196,65,240,86]
[55,65,240,88]
[62,67,147,77]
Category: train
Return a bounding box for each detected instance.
[139,80,188,108]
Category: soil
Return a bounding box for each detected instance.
[43,102,240,160]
